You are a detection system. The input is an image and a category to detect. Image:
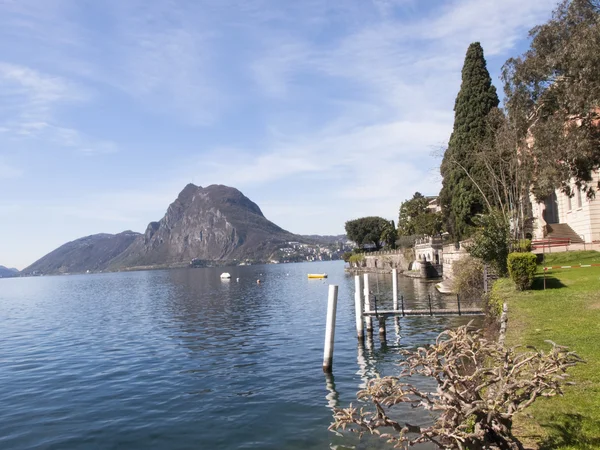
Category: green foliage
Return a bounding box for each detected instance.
[397,235,418,249]
[398,192,443,237]
[344,216,390,250]
[341,251,353,263]
[348,254,365,266]
[486,278,510,318]
[452,256,484,301]
[440,42,500,240]
[467,210,510,276]
[514,239,532,253]
[503,0,600,201]
[380,220,397,249]
[507,252,537,291]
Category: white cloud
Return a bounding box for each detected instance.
[0,63,116,154]
[0,0,563,266]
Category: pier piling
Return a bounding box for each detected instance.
[354,275,364,340]
[392,268,398,310]
[323,285,338,373]
[363,274,373,335]
[378,316,387,343]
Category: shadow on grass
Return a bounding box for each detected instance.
[539,413,600,449]
[531,276,566,290]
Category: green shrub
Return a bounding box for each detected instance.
[348,254,365,267]
[342,252,353,262]
[513,239,532,253]
[467,210,510,277]
[485,280,506,318]
[507,252,537,290]
[452,256,484,301]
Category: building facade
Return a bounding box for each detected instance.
[532,170,600,243]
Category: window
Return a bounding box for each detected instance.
[577,188,583,208]
[567,194,572,211]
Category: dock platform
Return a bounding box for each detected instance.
[363,308,483,317]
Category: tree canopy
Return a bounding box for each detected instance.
[344,216,391,250]
[440,42,500,240]
[398,192,443,237]
[503,0,600,200]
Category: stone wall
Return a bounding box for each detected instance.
[363,250,410,272]
[442,242,469,280]
[414,236,444,265]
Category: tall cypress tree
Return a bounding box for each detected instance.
[440,42,499,240]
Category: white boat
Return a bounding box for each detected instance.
[220,272,231,279]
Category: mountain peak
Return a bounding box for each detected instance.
[23,184,300,274]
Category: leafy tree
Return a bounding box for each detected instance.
[467,210,511,277]
[380,220,397,249]
[344,217,390,250]
[461,108,534,241]
[503,0,600,200]
[440,42,500,240]
[398,192,444,237]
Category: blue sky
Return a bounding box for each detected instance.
[0,0,557,269]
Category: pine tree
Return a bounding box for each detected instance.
[440,42,499,240]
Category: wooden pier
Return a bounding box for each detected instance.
[363,308,483,317]
[322,272,483,373]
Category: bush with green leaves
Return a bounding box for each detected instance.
[342,252,353,263]
[467,210,510,277]
[452,256,484,302]
[486,280,506,318]
[348,254,365,267]
[513,239,532,253]
[507,252,537,290]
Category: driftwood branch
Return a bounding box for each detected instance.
[330,324,583,449]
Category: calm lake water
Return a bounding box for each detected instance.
[0,261,481,449]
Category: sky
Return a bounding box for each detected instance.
[0,0,558,270]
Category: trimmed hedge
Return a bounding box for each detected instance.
[507,252,537,291]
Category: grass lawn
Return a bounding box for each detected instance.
[498,251,600,449]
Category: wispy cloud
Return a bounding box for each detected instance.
[0,0,561,267]
[0,62,116,154]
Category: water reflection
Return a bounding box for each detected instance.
[394,317,401,346]
[324,373,339,409]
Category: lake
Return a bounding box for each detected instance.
[0,261,481,449]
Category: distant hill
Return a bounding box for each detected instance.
[0,266,19,278]
[108,184,299,269]
[23,184,318,275]
[300,234,347,245]
[23,231,141,275]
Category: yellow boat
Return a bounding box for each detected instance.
[307,273,328,279]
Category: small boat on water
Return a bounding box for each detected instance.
[307,273,328,279]
[220,272,231,279]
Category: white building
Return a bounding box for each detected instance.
[532,170,600,243]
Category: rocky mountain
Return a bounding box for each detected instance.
[0,266,19,278]
[24,184,303,274]
[109,184,298,269]
[23,231,141,275]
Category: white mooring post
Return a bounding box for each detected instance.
[354,275,364,340]
[392,268,398,311]
[323,285,339,373]
[363,274,373,334]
